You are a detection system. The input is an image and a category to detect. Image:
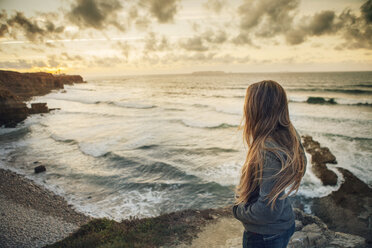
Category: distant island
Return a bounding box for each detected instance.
[191,71,226,75]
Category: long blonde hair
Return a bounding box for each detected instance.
[235,80,305,209]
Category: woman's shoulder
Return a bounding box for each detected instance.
[262,140,286,168]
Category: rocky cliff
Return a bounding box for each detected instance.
[0,70,85,127]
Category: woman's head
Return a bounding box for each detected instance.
[243,80,290,145]
[235,80,305,208]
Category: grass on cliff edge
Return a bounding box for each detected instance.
[45,207,232,248]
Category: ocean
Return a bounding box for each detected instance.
[0,71,371,221]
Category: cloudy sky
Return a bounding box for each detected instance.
[0,0,371,76]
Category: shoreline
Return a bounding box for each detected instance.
[0,166,367,248]
[0,167,92,248]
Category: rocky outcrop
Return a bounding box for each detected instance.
[302,135,338,186]
[289,208,365,248]
[312,168,372,245]
[34,165,46,173]
[301,135,372,246]
[0,70,85,127]
[0,70,84,101]
[28,103,49,114]
[306,97,336,104]
[0,87,28,127]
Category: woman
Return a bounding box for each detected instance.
[232,80,307,248]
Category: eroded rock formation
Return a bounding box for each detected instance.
[0,70,85,127]
[302,135,338,186]
[301,135,372,245]
[312,168,372,245]
[0,86,28,127]
[289,208,365,248]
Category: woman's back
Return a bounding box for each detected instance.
[233,141,298,235]
[233,80,307,248]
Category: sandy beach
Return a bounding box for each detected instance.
[0,168,92,248]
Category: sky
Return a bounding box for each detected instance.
[0,0,371,76]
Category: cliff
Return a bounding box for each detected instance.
[0,70,85,127]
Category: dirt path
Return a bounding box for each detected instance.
[177,217,244,248]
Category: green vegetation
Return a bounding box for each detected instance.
[45,208,231,248]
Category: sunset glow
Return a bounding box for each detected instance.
[0,0,371,76]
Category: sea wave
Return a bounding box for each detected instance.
[322,132,372,142]
[178,119,238,129]
[289,97,372,106]
[191,103,209,108]
[95,101,157,109]
[50,134,78,144]
[171,146,239,156]
[43,96,157,110]
[351,83,372,87]
[297,154,344,198]
[287,88,372,95]
[0,126,30,140]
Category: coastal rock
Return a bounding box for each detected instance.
[28,103,49,114]
[311,162,338,186]
[302,135,338,186]
[289,209,365,248]
[312,167,372,245]
[0,70,85,127]
[306,97,336,104]
[34,165,46,173]
[0,70,84,101]
[0,87,28,127]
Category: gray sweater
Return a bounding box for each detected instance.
[232,140,306,235]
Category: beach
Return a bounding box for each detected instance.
[0,168,92,247]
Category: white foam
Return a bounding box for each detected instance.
[113,101,156,109]
[214,106,242,115]
[68,188,169,221]
[181,119,237,129]
[78,139,119,157]
[195,161,242,186]
[297,152,343,198]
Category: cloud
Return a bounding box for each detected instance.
[177,28,228,52]
[238,0,299,37]
[0,59,46,69]
[89,56,122,67]
[61,52,84,61]
[67,0,125,31]
[140,0,180,23]
[202,29,227,44]
[179,36,208,52]
[232,32,259,47]
[203,0,226,14]
[0,24,8,37]
[285,2,372,49]
[144,32,170,52]
[134,16,151,31]
[337,7,372,49]
[114,41,132,61]
[234,0,371,49]
[285,10,341,45]
[1,11,64,42]
[304,11,339,36]
[361,0,372,23]
[47,55,62,67]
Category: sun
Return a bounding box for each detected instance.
[25,67,68,74]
